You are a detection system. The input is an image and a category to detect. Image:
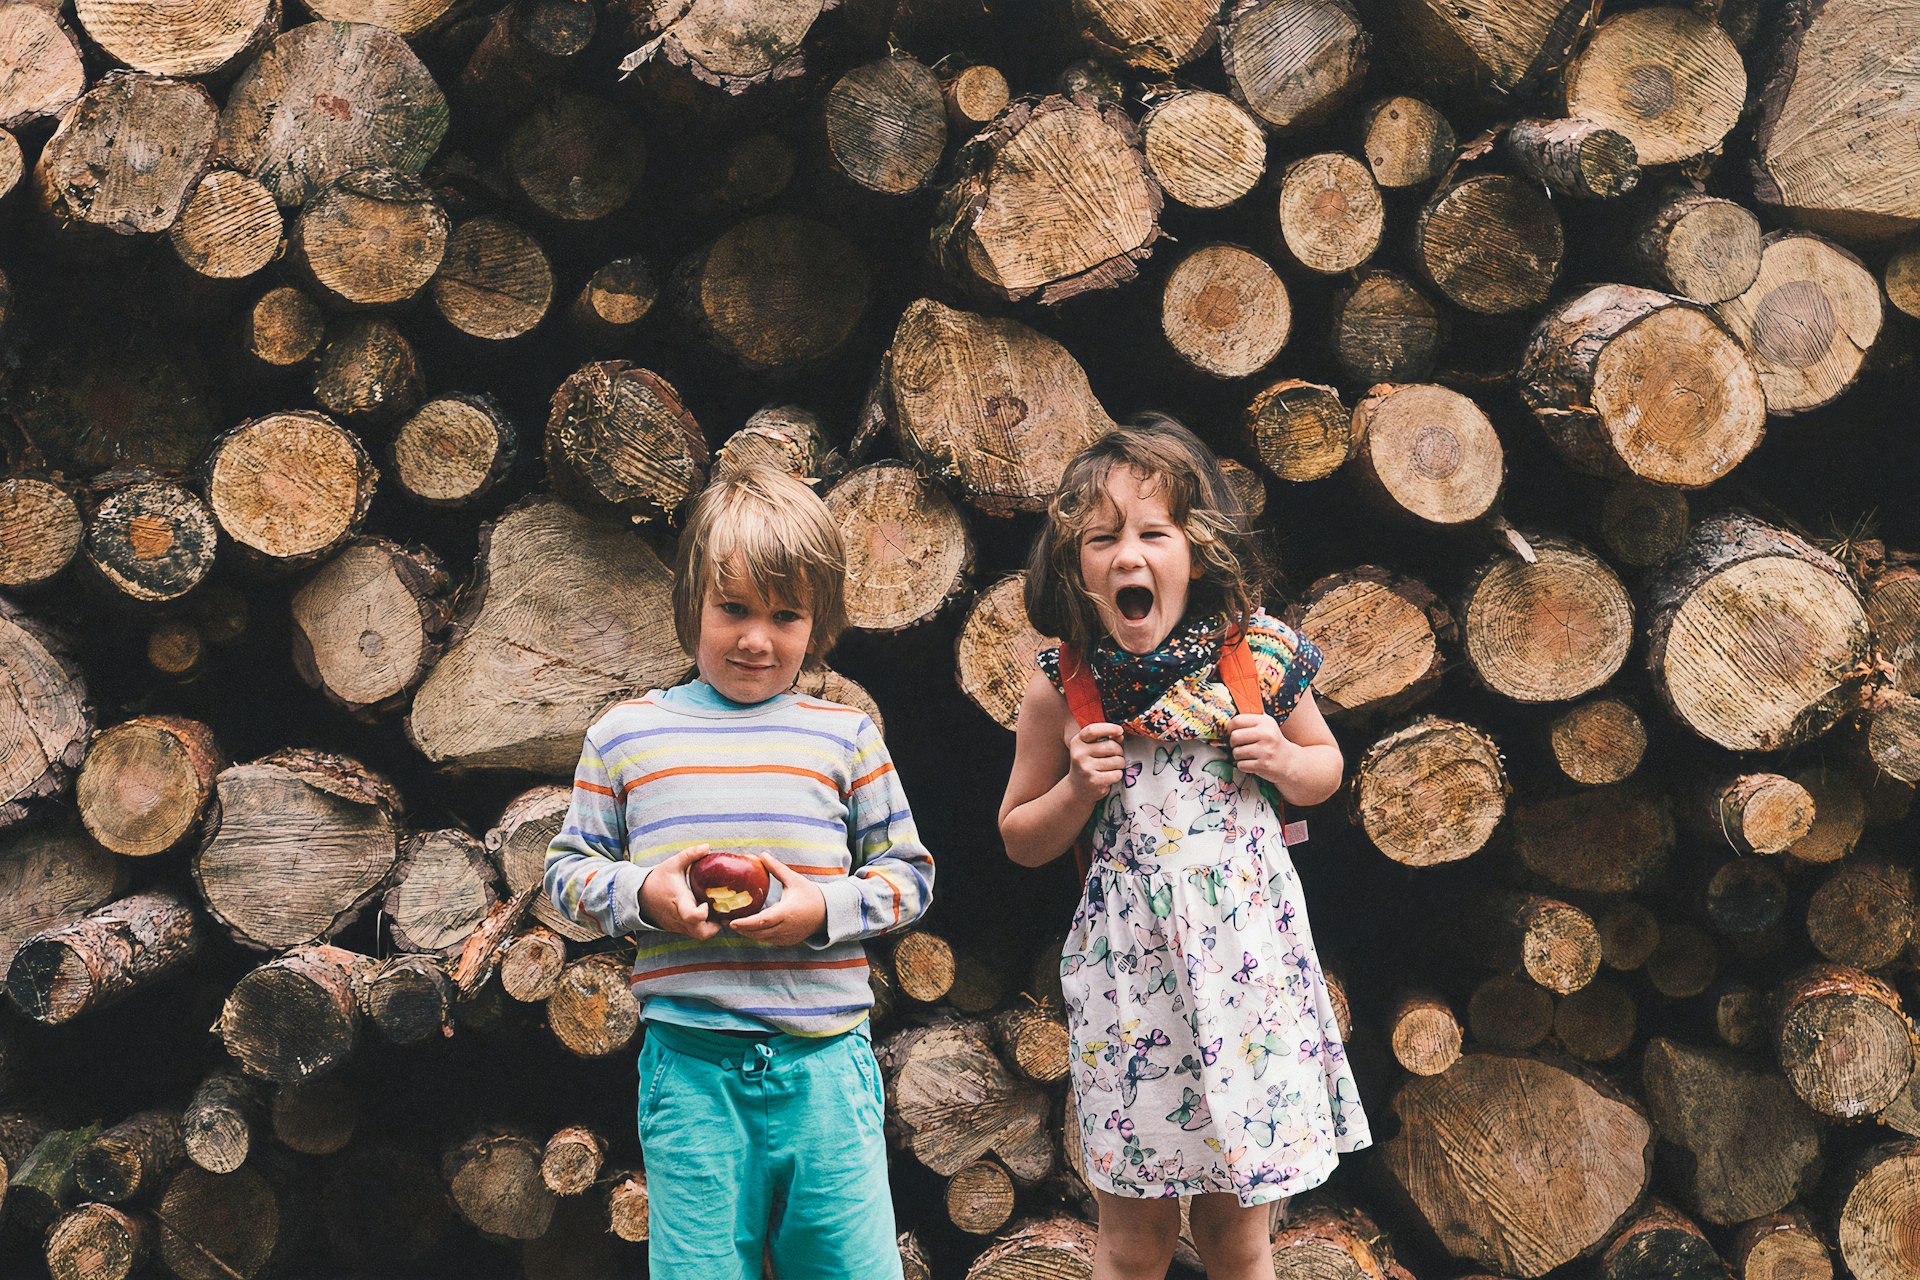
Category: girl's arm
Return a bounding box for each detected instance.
[1227,689,1344,806]
[999,671,1126,867]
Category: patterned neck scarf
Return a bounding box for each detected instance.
[1084,612,1227,725]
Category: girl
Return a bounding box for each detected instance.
[1000,418,1369,1280]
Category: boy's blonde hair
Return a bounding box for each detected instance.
[673,465,848,664]
[1026,414,1266,653]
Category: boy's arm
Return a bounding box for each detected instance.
[543,731,658,936]
[812,719,935,947]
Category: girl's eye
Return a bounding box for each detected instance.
[720,602,748,616]
[774,610,804,624]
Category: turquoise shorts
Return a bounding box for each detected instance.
[638,1021,902,1280]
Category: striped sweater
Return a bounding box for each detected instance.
[543,682,934,1037]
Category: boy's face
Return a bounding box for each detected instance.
[696,566,814,704]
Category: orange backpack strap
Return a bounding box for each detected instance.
[1057,645,1102,882]
[1222,626,1305,845]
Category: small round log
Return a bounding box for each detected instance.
[675,213,869,371]
[1705,857,1789,937]
[431,216,555,341]
[607,1168,649,1243]
[384,829,499,957]
[311,315,424,428]
[1646,923,1719,999]
[1359,95,1453,188]
[1787,766,1864,867]
[169,170,283,281]
[1329,270,1441,388]
[155,1163,282,1280]
[1466,974,1554,1050]
[291,537,449,719]
[715,406,837,484]
[1705,773,1814,856]
[1220,0,1369,134]
[1555,979,1635,1063]
[505,93,645,221]
[443,1127,555,1241]
[499,925,567,1003]
[990,997,1069,1085]
[568,258,658,347]
[1275,151,1383,275]
[220,944,376,1084]
[541,1126,605,1196]
[1600,481,1690,567]
[45,1202,148,1280]
[1599,902,1660,972]
[1460,536,1633,703]
[546,955,640,1059]
[942,63,1008,134]
[946,1157,1016,1235]
[957,574,1056,732]
[1598,1202,1731,1280]
[1242,379,1350,482]
[1389,991,1462,1076]
[34,72,217,237]
[291,168,449,309]
[1714,232,1883,417]
[271,1073,357,1155]
[1549,698,1646,785]
[892,931,955,1005]
[1350,383,1504,527]
[74,1110,184,1204]
[81,473,218,605]
[1775,964,1917,1120]
[361,953,453,1046]
[1479,894,1602,995]
[182,1072,261,1175]
[390,394,518,509]
[1807,863,1915,971]
[1140,90,1265,209]
[243,287,325,370]
[545,362,707,522]
[822,55,946,197]
[827,462,974,633]
[1159,243,1290,378]
[1563,7,1745,166]
[1714,984,1766,1052]
[1290,566,1449,722]
[0,478,83,589]
[76,716,223,858]
[1727,1210,1832,1280]
[203,411,378,571]
[1412,175,1563,315]
[1352,715,1508,866]
[1627,190,1763,304]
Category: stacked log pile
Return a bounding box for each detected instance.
[1,1,1919,1277]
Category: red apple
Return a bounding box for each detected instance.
[687,850,770,922]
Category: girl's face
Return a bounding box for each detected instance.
[1079,468,1201,654]
[695,561,814,703]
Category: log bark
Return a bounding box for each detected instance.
[192,750,402,951]
[169,170,284,281]
[1520,285,1765,488]
[1220,0,1370,134]
[407,498,684,773]
[606,1168,649,1243]
[220,944,376,1084]
[877,1011,1055,1184]
[1506,117,1639,200]
[155,1163,284,1280]
[35,73,217,238]
[1411,175,1563,315]
[1159,243,1290,378]
[1460,535,1632,703]
[291,537,450,719]
[1242,379,1351,482]
[876,299,1116,517]
[443,1127,556,1240]
[271,1073,357,1154]
[1786,765,1864,866]
[505,93,645,222]
[1277,151,1384,274]
[1359,94,1453,188]
[73,1110,183,1204]
[10,1126,102,1242]
[1140,90,1265,210]
[390,394,518,509]
[0,478,82,589]
[990,997,1069,1085]
[361,953,454,1045]
[1289,566,1450,721]
[545,954,641,1058]
[1836,1139,1920,1280]
[932,95,1162,304]
[715,406,839,485]
[1351,716,1508,866]
[1563,8,1745,167]
[1548,698,1646,785]
[1329,270,1441,388]
[203,411,377,570]
[0,6,86,130]
[1627,190,1763,304]
[45,1202,148,1280]
[461,0,597,124]
[544,361,708,522]
[1641,1037,1820,1226]
[182,1072,261,1175]
[827,462,974,633]
[1350,383,1504,527]
[384,829,500,957]
[1751,0,1920,240]
[431,216,555,341]
[216,21,448,208]
[822,55,946,196]
[1774,964,1917,1121]
[1700,772,1813,855]
[1360,0,1591,100]
[1645,513,1872,751]
[7,889,206,1025]
[1598,1202,1731,1280]
[1271,1201,1402,1279]
[1071,0,1217,70]
[1713,232,1883,416]
[1383,1053,1654,1277]
[291,168,448,308]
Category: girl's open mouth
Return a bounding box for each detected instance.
[1116,587,1154,621]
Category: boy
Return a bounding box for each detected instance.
[545,465,934,1280]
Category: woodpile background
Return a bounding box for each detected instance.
[2,0,1920,1277]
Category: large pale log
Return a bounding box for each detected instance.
[614,0,833,99]
[1220,0,1369,133]
[1352,716,1507,865]
[220,944,376,1084]
[35,73,217,237]
[957,574,1055,732]
[1563,9,1744,167]
[964,1216,1095,1279]
[1242,379,1350,482]
[1837,1139,1920,1280]
[1714,232,1883,415]
[1460,536,1631,703]
[169,170,284,280]
[443,1127,556,1240]
[877,1011,1054,1184]
[1411,175,1563,315]
[7,889,205,1025]
[217,21,448,208]
[291,168,448,308]
[1140,90,1265,209]
[544,362,708,521]
[303,0,454,34]
[1160,243,1291,379]
[875,299,1115,517]
[1548,698,1646,785]
[1289,566,1450,721]
[932,95,1161,304]
[1359,0,1591,99]
[384,829,500,957]
[155,1163,284,1280]
[193,750,401,950]
[407,498,684,773]
[675,214,869,371]
[1774,964,1917,1120]
[291,537,449,718]
[390,394,518,509]
[1359,95,1453,188]
[1384,1053,1654,1277]
[1072,0,1217,70]
[431,216,554,341]
[1350,383,1504,527]
[1598,1202,1731,1280]
[826,462,974,633]
[0,6,86,130]
[75,1110,184,1204]
[1645,513,1871,751]
[1519,285,1764,488]
[1751,0,1920,240]
[1512,781,1671,893]
[822,55,945,196]
[1628,191,1763,304]
[1640,1037,1821,1225]
[204,411,377,570]
[0,478,82,589]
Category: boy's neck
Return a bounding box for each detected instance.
[683,677,789,710]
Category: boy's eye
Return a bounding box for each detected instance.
[774,610,804,624]
[719,602,748,616]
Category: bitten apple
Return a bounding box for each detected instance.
[687,851,771,922]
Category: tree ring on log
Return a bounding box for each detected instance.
[1352,716,1507,866]
[1775,965,1917,1120]
[957,574,1057,731]
[826,462,974,633]
[1715,233,1882,416]
[1463,537,1632,703]
[1243,380,1350,482]
[1160,244,1290,378]
[1564,8,1744,167]
[1141,91,1265,209]
[1352,384,1502,526]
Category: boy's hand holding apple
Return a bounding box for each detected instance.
[723,852,827,946]
[640,846,724,939]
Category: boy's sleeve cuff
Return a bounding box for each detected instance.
[814,879,865,948]
[610,864,663,934]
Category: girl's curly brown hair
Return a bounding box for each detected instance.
[1025,415,1267,654]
